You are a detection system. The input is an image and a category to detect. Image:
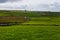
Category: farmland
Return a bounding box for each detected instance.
[0,10,60,40]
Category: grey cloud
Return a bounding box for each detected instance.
[0,0,7,3]
[0,0,20,3]
[8,0,21,2]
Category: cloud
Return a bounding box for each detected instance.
[0,0,7,3]
[0,0,20,3]
[0,0,60,11]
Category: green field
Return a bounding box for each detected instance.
[0,11,60,40]
[0,25,60,40]
[0,17,60,40]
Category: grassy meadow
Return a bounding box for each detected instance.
[0,10,60,40]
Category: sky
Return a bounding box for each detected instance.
[0,0,60,11]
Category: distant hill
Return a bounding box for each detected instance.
[0,10,60,17]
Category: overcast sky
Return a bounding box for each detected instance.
[0,0,60,11]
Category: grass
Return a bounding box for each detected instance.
[23,17,60,26]
[0,11,60,40]
[0,17,59,40]
[0,25,60,40]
